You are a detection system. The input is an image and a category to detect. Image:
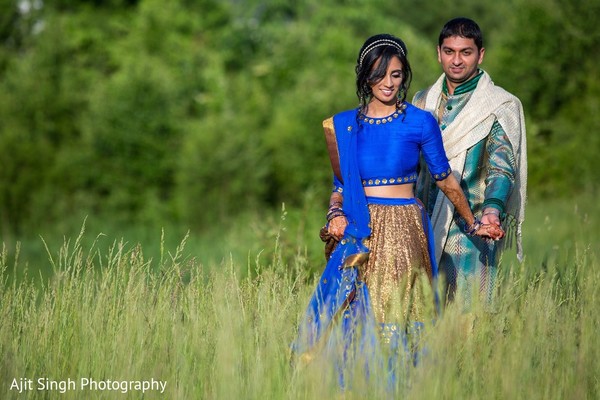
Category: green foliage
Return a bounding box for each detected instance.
[495,0,600,196]
[1,197,599,399]
[0,0,20,46]
[0,11,81,234]
[0,0,599,241]
[3,2,599,395]
[372,0,520,48]
[84,59,181,211]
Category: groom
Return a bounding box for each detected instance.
[413,17,527,309]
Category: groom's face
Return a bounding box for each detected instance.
[437,36,485,92]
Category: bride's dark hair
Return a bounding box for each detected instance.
[355,34,412,113]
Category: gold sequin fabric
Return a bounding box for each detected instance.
[363,203,436,326]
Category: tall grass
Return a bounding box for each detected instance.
[1,197,599,399]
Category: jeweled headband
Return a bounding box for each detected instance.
[358,39,405,67]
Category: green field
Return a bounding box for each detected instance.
[1,196,599,399]
[1,1,599,398]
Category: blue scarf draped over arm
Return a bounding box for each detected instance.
[292,109,373,355]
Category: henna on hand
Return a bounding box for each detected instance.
[476,223,505,240]
[328,216,347,239]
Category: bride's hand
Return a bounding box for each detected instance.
[475,223,505,240]
[328,216,347,240]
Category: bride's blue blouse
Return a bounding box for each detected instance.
[333,103,451,192]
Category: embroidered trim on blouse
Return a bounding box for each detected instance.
[362,173,418,186]
[359,111,401,125]
[432,167,452,181]
[361,167,451,187]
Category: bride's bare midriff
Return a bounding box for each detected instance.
[364,183,414,198]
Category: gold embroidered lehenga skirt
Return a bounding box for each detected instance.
[362,196,439,346]
[291,197,439,389]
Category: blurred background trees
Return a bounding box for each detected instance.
[1,0,598,245]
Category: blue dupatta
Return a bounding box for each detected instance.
[292,109,375,360]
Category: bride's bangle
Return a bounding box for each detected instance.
[464,218,482,236]
[326,207,345,222]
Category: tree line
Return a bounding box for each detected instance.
[1,0,598,239]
